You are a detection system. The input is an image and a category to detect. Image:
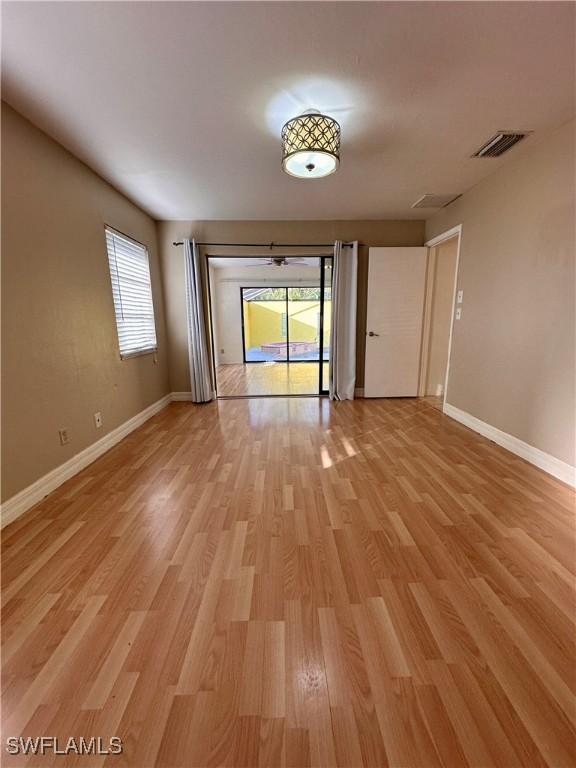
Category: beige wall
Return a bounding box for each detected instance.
[1,103,170,501]
[426,120,575,466]
[158,220,425,391]
[422,237,458,396]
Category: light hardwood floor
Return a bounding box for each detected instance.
[2,398,575,767]
[420,395,443,412]
[216,362,328,397]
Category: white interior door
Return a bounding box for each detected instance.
[364,247,427,397]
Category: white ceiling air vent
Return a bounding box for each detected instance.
[472,132,530,158]
[411,194,461,209]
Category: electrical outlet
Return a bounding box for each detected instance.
[457,289,464,304]
[58,429,69,446]
[455,307,462,320]
[94,412,102,429]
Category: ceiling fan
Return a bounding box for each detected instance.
[248,256,310,267]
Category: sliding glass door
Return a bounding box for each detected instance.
[241,287,324,364]
[241,287,288,362]
[238,259,332,394]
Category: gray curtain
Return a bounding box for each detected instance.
[184,239,214,403]
[329,240,358,400]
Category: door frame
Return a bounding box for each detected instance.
[422,224,462,411]
[318,255,331,395]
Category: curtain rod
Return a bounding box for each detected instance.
[171,240,356,248]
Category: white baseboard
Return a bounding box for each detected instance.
[443,402,576,487]
[1,394,172,529]
[6,393,571,529]
[171,392,193,401]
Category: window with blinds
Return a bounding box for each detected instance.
[105,227,158,359]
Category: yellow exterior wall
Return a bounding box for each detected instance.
[243,300,332,350]
[289,302,332,343]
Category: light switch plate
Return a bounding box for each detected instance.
[455,307,462,320]
[457,290,464,304]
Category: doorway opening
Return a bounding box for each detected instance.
[420,227,461,410]
[208,255,332,397]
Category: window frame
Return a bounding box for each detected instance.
[104,225,158,360]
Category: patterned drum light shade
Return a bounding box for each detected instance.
[281,112,341,178]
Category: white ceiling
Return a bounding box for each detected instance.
[2,2,574,221]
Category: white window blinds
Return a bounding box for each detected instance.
[105,227,157,358]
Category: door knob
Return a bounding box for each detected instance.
[368,331,380,337]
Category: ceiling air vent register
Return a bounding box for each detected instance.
[472,132,530,158]
[411,194,460,209]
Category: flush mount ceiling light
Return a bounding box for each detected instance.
[281,111,341,178]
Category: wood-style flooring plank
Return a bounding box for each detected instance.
[2,397,575,767]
